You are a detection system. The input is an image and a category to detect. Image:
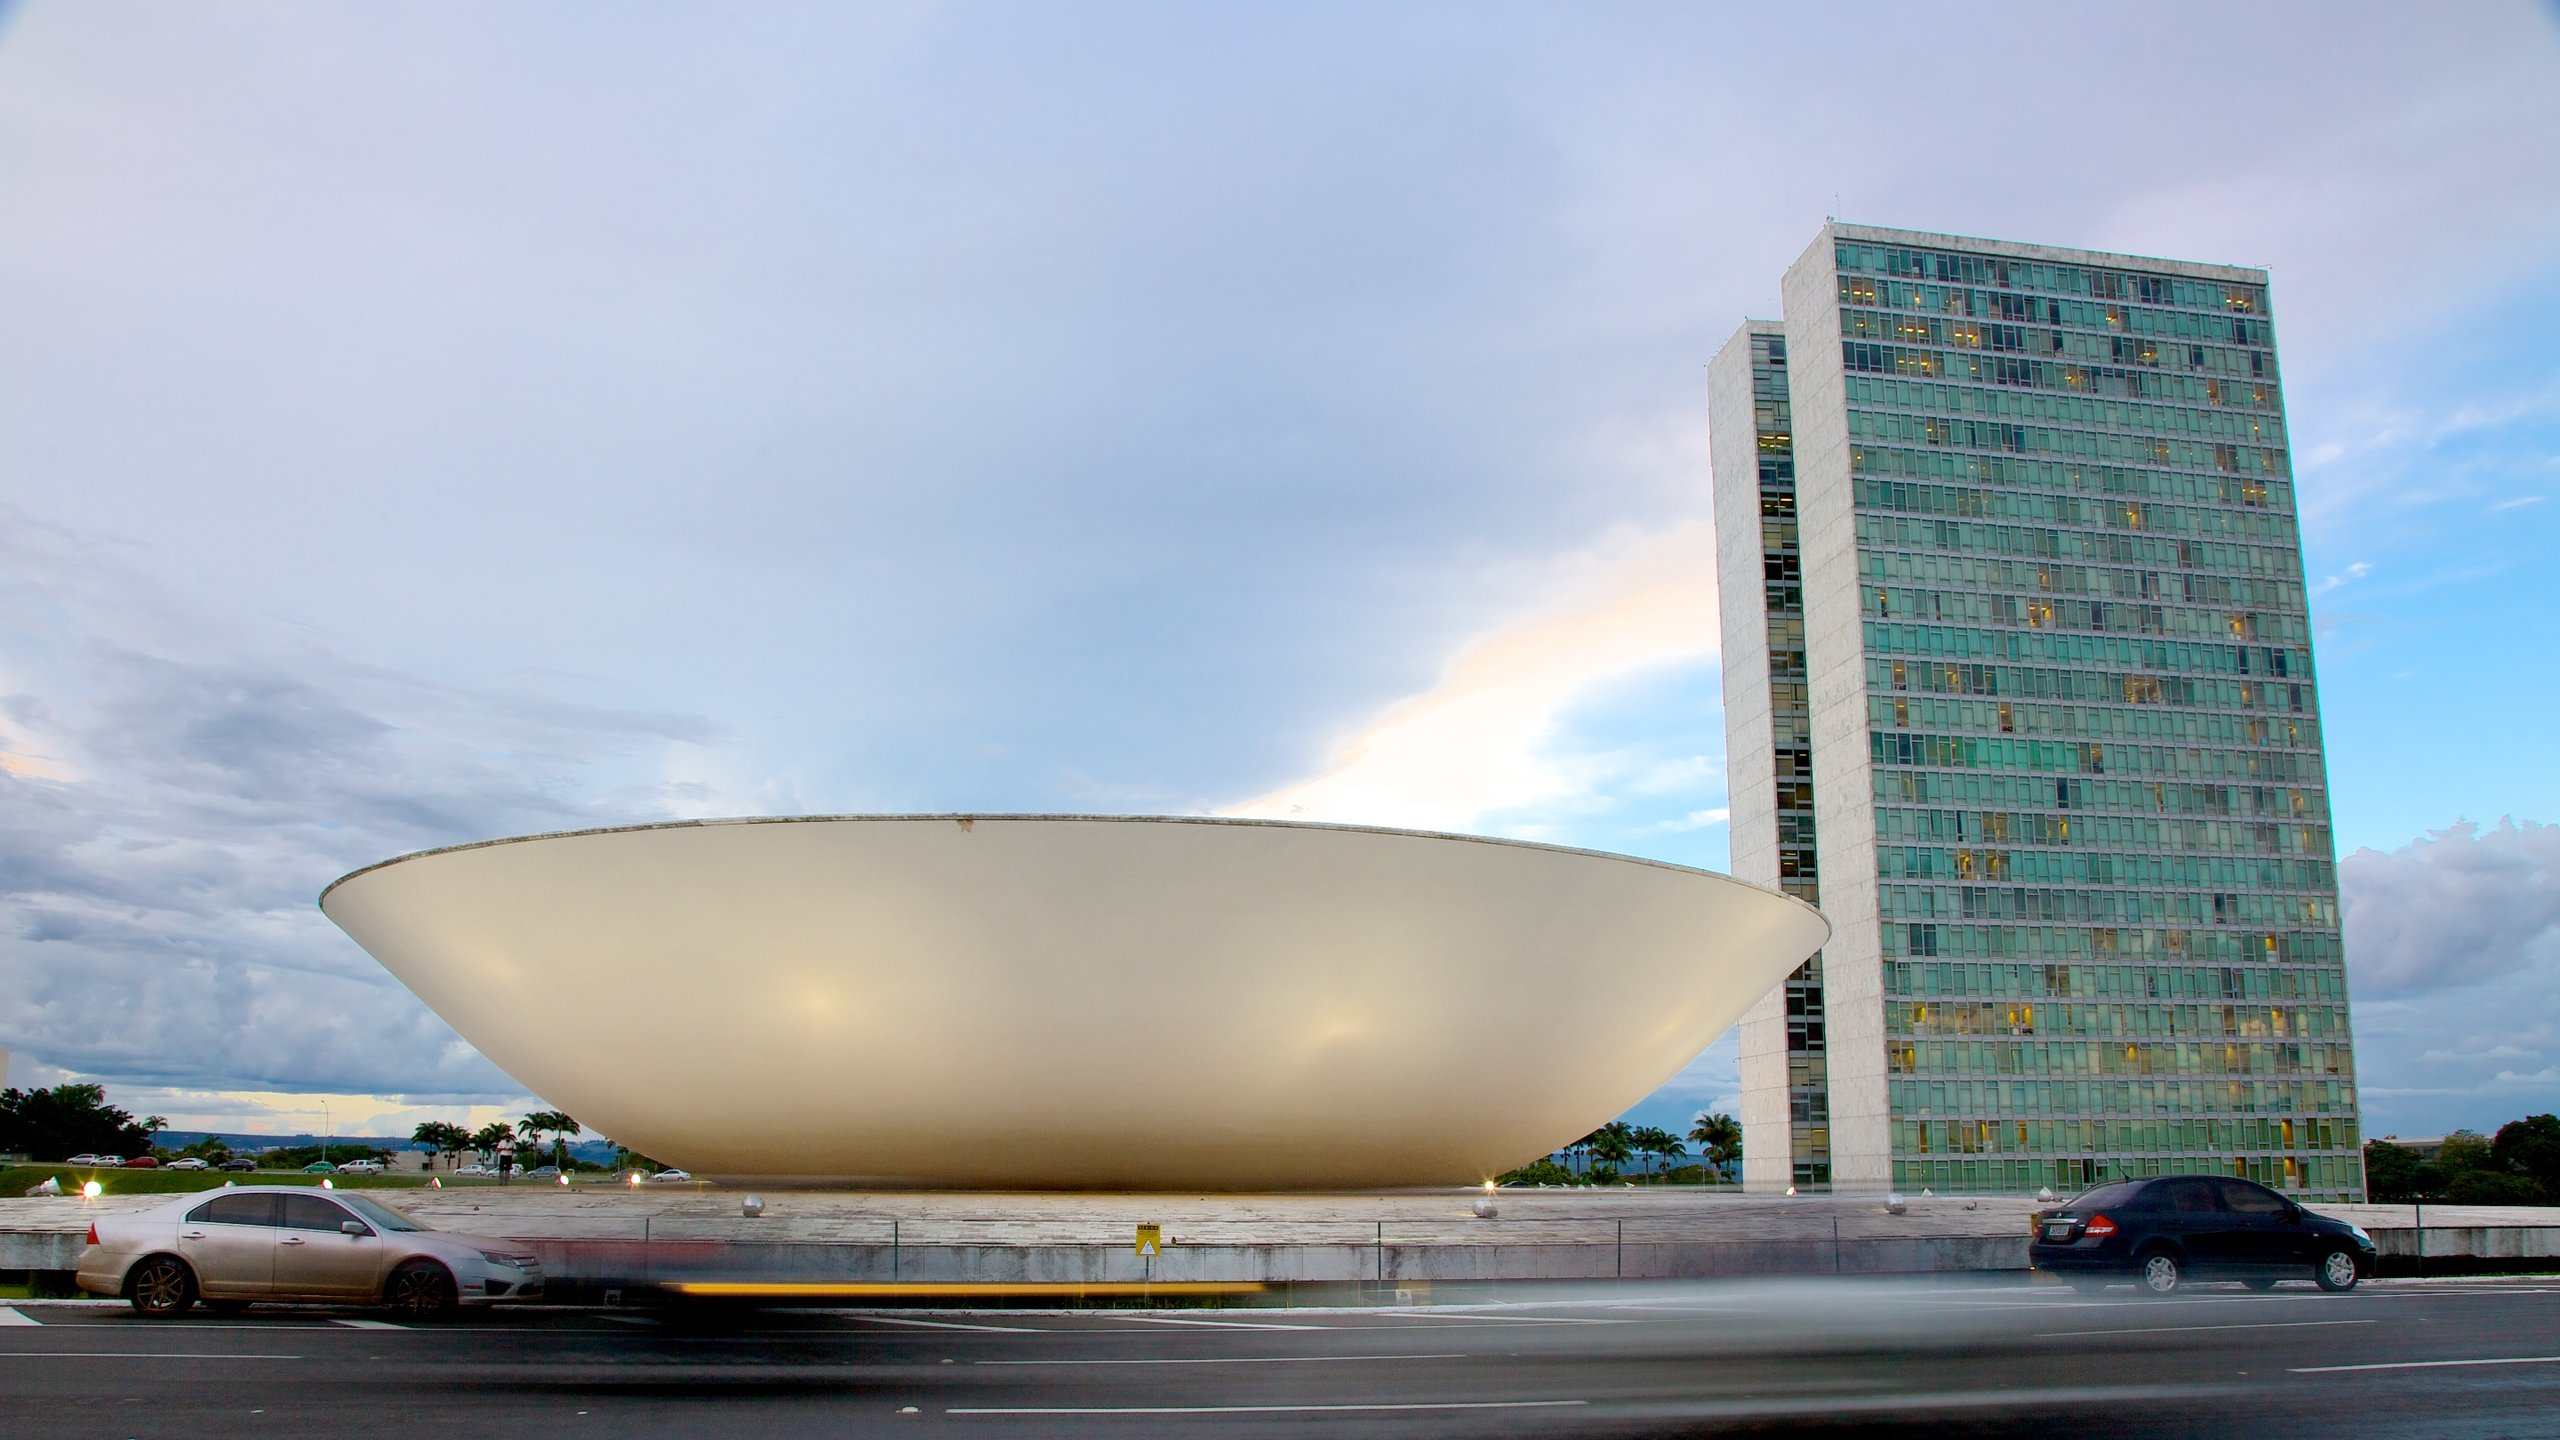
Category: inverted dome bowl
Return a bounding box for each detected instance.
[321,815,1825,1189]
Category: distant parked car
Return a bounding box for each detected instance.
[216,1159,257,1173]
[336,1160,386,1176]
[522,1165,560,1180]
[78,1185,546,1318]
[453,1164,496,1178]
[648,1169,693,1184]
[163,1158,210,1171]
[66,1153,122,1167]
[302,1162,336,1175]
[122,1157,161,1169]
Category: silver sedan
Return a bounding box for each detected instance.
[76,1186,544,1318]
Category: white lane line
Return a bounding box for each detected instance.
[2037,1319,2376,1339]
[950,1400,1587,1415]
[977,1352,1468,1367]
[2292,1355,2560,1374]
[841,1316,1041,1333]
[1105,1315,1324,1331]
[0,1342,299,1352]
[330,1319,406,1331]
[0,1308,40,1327]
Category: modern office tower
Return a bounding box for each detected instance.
[1711,324,1835,1192]
[1711,223,2363,1200]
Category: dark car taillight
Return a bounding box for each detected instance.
[2084,1214,2117,1239]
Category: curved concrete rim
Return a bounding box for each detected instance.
[321,813,1829,938]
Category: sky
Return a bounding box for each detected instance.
[2,2,2558,1153]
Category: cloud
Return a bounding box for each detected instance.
[0,508,722,1104]
[2341,818,2560,998]
[1223,521,1717,834]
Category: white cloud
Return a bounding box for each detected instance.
[1224,520,1718,834]
[2342,818,2560,998]
[0,509,722,1106]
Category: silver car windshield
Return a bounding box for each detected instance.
[334,1194,427,1232]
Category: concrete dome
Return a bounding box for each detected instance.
[321,815,1825,1189]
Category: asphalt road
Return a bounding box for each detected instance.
[7,1276,2560,1438]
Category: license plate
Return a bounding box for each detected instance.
[2043,1223,2074,1241]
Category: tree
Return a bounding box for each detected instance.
[412,1121,473,1170]
[2445,1169,2545,1206]
[0,1084,156,1161]
[469,1122,513,1163]
[1587,1122,1634,1181]
[1690,1113,1743,1184]
[2363,1140,2424,1202]
[517,1111,580,1168]
[1635,1127,1686,1182]
[2435,1129,2494,1177]
[2492,1115,2560,1201]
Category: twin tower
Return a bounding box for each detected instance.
[1707,223,2362,1199]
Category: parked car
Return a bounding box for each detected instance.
[335,1160,386,1176]
[452,1164,496,1178]
[2029,1174,2376,1295]
[522,1165,560,1180]
[647,1169,693,1184]
[120,1156,162,1169]
[163,1158,210,1171]
[65,1153,122,1167]
[216,1159,258,1173]
[76,1185,545,1318]
[302,1162,336,1175]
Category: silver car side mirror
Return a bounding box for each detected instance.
[341,1220,371,1236]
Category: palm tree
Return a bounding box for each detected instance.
[1565,1131,1592,1177]
[1588,1121,1635,1181]
[1638,1127,1687,1182]
[1689,1112,1742,1184]
[517,1111,580,1169]
[412,1121,471,1170]
[469,1121,512,1165]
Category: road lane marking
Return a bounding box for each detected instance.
[2292,1355,2560,1374]
[977,1352,1468,1367]
[2037,1319,2377,1339]
[0,1308,39,1326]
[841,1316,1041,1333]
[0,1342,302,1352]
[1106,1315,1324,1331]
[950,1400,1587,1415]
[331,1319,406,1330]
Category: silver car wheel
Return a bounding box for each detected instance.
[2317,1249,2360,1292]
[2141,1252,2181,1295]
[385,1261,458,1319]
[127,1256,195,1318]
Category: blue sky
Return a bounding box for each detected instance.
[1,3,2556,1152]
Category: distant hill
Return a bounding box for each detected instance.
[156,1131,618,1163]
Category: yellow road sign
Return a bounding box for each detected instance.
[1134,1223,1162,1257]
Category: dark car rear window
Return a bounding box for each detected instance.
[2061,1181,2146,1212]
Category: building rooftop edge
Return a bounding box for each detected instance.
[1825,221,2269,285]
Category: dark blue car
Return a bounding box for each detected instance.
[2029,1174,2377,1295]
